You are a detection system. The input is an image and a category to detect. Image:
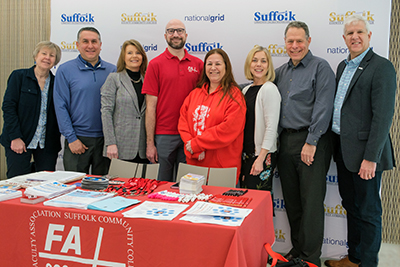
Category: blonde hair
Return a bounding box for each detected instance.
[244,45,275,82]
[33,41,62,65]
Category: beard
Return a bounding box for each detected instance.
[167,37,185,49]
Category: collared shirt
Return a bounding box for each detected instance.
[27,76,50,149]
[275,51,336,145]
[54,55,117,143]
[332,48,370,134]
[142,48,203,135]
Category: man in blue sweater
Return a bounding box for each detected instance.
[54,27,116,175]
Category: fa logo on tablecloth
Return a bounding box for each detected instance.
[40,224,126,266]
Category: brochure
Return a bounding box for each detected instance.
[122,201,189,221]
[24,181,77,199]
[43,189,115,209]
[88,196,140,212]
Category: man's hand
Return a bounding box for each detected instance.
[106,144,118,159]
[69,139,88,154]
[11,138,26,154]
[146,143,158,163]
[358,160,377,180]
[301,143,316,166]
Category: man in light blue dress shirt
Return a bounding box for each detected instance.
[325,15,396,267]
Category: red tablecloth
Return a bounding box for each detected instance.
[0,182,274,267]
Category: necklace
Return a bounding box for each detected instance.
[130,77,142,83]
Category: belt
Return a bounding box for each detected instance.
[283,127,309,133]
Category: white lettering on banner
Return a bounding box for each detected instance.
[28,210,134,266]
[40,225,126,266]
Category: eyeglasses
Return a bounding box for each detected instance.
[166,28,185,35]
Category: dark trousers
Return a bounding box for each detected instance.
[155,135,186,182]
[277,130,332,267]
[63,136,110,175]
[4,146,58,178]
[335,135,382,267]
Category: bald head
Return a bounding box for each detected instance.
[165,19,186,31]
[164,18,187,51]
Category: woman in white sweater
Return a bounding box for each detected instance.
[240,45,281,190]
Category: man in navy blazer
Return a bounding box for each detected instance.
[325,15,396,267]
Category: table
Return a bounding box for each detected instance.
[0,182,274,267]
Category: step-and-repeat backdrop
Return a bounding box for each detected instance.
[51,0,392,258]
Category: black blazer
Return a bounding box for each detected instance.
[334,50,396,172]
[0,66,61,153]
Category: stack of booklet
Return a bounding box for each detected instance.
[43,189,115,209]
[24,181,77,199]
[179,173,205,194]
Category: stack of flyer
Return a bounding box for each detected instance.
[0,171,86,188]
[179,173,205,194]
[0,188,22,202]
[24,181,77,199]
[43,189,115,209]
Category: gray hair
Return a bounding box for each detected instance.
[77,27,101,42]
[32,41,62,65]
[284,21,310,39]
[343,14,370,34]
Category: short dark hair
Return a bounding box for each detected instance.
[77,27,101,42]
[284,21,310,39]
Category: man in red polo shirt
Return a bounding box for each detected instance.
[142,19,203,181]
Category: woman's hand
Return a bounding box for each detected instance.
[198,151,205,161]
[107,144,119,159]
[250,156,264,176]
[11,138,26,154]
[186,140,193,154]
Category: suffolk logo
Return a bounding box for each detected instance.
[324,204,347,218]
[323,237,349,248]
[184,14,225,23]
[121,12,157,24]
[61,13,94,24]
[273,197,286,212]
[268,44,288,57]
[275,229,286,242]
[60,41,78,52]
[329,11,374,25]
[185,42,223,54]
[254,11,296,23]
[326,174,339,185]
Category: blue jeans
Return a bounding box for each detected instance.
[336,145,382,267]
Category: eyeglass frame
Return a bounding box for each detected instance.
[165,28,186,35]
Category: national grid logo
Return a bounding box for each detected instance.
[184,14,225,23]
[254,10,296,23]
[61,13,95,24]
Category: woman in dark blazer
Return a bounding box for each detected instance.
[101,39,148,162]
[0,41,62,178]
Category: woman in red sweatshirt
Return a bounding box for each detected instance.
[178,49,246,183]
